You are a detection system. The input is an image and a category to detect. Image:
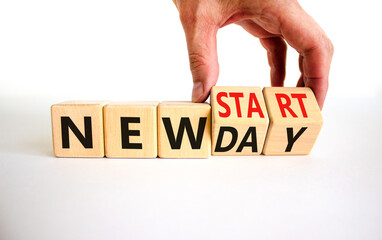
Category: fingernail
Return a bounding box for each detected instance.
[192,82,204,103]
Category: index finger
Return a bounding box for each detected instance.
[277,4,334,109]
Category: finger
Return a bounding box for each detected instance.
[296,55,304,87]
[277,5,334,109]
[300,46,332,109]
[180,14,219,103]
[296,75,304,87]
[260,37,287,87]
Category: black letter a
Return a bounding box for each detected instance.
[61,116,93,148]
[162,117,207,149]
[236,127,258,153]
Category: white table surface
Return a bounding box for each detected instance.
[1,96,381,240]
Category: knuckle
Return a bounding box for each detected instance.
[188,52,208,70]
[319,35,334,56]
[326,39,334,55]
[178,2,214,27]
[179,11,196,26]
[308,35,334,59]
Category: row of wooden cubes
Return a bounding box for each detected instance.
[51,87,323,158]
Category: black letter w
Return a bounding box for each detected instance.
[162,117,207,149]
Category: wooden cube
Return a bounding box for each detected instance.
[210,86,269,155]
[103,101,159,158]
[51,101,108,157]
[157,102,211,158]
[262,87,323,155]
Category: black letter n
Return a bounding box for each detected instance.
[61,116,93,148]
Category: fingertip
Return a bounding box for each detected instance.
[316,92,326,111]
[309,84,328,111]
[192,81,205,103]
[296,76,304,87]
[192,81,214,103]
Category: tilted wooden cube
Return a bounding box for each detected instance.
[262,87,323,155]
[157,102,211,158]
[211,86,269,155]
[51,101,108,157]
[103,101,159,158]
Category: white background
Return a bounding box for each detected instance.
[1,0,382,239]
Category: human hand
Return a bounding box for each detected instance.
[172,0,333,109]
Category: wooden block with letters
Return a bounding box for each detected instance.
[211,86,269,155]
[51,101,108,157]
[157,101,211,158]
[103,101,159,158]
[262,87,323,155]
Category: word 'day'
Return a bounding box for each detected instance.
[262,87,323,155]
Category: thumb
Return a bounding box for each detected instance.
[181,19,219,103]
